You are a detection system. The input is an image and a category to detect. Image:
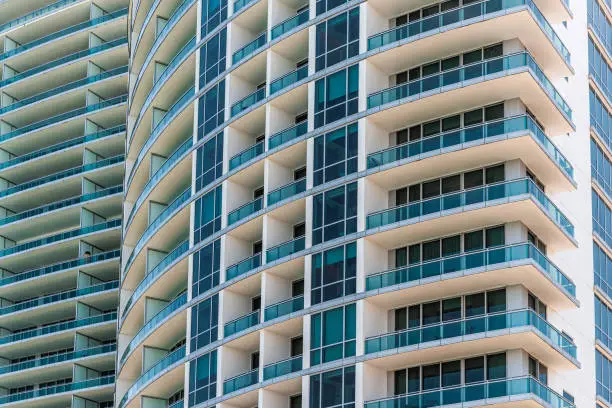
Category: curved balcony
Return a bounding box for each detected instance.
[270,65,308,95]
[264,295,304,321]
[0,312,116,347]
[229,141,264,171]
[366,178,574,243]
[118,345,186,408]
[233,33,266,65]
[364,376,574,408]
[0,219,120,260]
[268,121,308,150]
[0,66,128,116]
[0,186,121,228]
[0,8,128,62]
[224,368,258,394]
[0,38,128,89]
[119,292,187,367]
[267,178,306,206]
[224,310,260,337]
[0,280,118,317]
[365,309,577,366]
[271,9,309,40]
[120,240,189,322]
[263,355,302,380]
[0,343,116,376]
[0,375,115,405]
[228,197,263,225]
[234,0,256,13]
[226,253,262,281]
[231,88,266,117]
[0,155,123,199]
[0,250,119,288]
[0,0,82,34]
[266,236,305,263]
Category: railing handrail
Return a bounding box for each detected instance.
[265,294,304,310]
[266,235,305,253]
[228,195,263,215]
[271,8,309,31]
[271,64,308,85]
[231,87,265,110]
[223,367,259,383]
[267,177,306,196]
[0,0,81,33]
[229,140,264,163]
[0,343,116,372]
[263,353,303,368]
[224,309,260,327]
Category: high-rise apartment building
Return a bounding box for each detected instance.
[0,0,128,406]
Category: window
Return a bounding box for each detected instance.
[315,8,359,71]
[528,292,547,318]
[169,390,184,406]
[312,182,357,244]
[309,366,355,408]
[188,350,217,406]
[200,29,227,87]
[291,336,303,356]
[588,0,612,57]
[201,0,227,36]
[198,80,225,140]
[194,186,222,243]
[314,122,358,186]
[193,239,221,297]
[316,0,349,15]
[589,38,612,103]
[311,241,356,304]
[528,355,548,384]
[196,132,223,191]
[592,138,612,199]
[314,65,358,128]
[290,394,302,408]
[590,88,612,151]
[594,241,612,301]
[596,295,612,351]
[190,295,219,350]
[310,304,356,365]
[593,190,612,248]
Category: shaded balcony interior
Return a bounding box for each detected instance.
[268,29,308,95]
[231,0,269,64]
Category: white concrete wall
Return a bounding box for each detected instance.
[222,289,252,322]
[261,329,291,365]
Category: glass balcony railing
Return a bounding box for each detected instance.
[0,95,128,143]
[0,343,116,376]
[367,0,571,66]
[0,219,120,259]
[364,376,575,408]
[367,52,572,121]
[366,243,576,297]
[366,178,574,238]
[264,295,304,321]
[224,310,260,337]
[0,312,116,346]
[231,88,266,117]
[266,236,305,263]
[0,155,124,199]
[118,346,186,408]
[0,185,122,227]
[0,124,125,171]
[0,66,128,115]
[0,250,119,287]
[0,281,118,316]
[367,115,574,180]
[364,309,577,358]
[268,121,308,150]
[234,0,256,13]
[229,141,264,171]
[120,293,187,366]
[0,375,115,404]
[226,253,262,281]
[270,65,308,95]
[233,33,267,64]
[224,368,259,394]
[271,9,309,39]
[121,241,189,319]
[0,37,127,88]
[228,197,263,225]
[267,178,306,206]
[0,9,128,62]
[263,355,302,380]
[0,0,82,34]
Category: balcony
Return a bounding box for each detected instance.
[228,197,263,225]
[268,178,306,206]
[226,253,262,281]
[224,368,259,394]
[270,65,308,95]
[234,0,256,13]
[0,375,115,404]
[231,87,266,117]
[264,295,304,321]
[224,310,260,337]
[263,355,302,380]
[364,376,574,408]
[233,33,267,65]
[0,0,81,34]
[268,121,307,150]
[266,236,305,263]
[271,9,309,40]
[230,141,265,171]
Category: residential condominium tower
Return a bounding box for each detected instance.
[118,0,602,407]
[0,0,128,406]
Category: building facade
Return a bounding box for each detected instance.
[0,0,127,406]
[113,0,600,407]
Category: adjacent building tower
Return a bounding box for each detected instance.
[119,0,598,408]
[0,0,128,406]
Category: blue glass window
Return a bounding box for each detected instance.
[309,366,355,408]
[596,295,612,351]
[201,0,227,36]
[313,123,358,186]
[188,350,217,406]
[198,80,225,140]
[589,38,612,102]
[316,0,349,16]
[194,186,222,243]
[589,0,612,56]
[591,88,612,151]
[595,241,612,304]
[311,242,356,305]
[315,8,359,71]
[310,303,356,365]
[193,239,221,297]
[314,64,358,128]
[597,349,612,403]
[312,182,357,245]
[196,131,223,191]
[200,29,227,88]
[190,294,219,350]
[593,189,612,248]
